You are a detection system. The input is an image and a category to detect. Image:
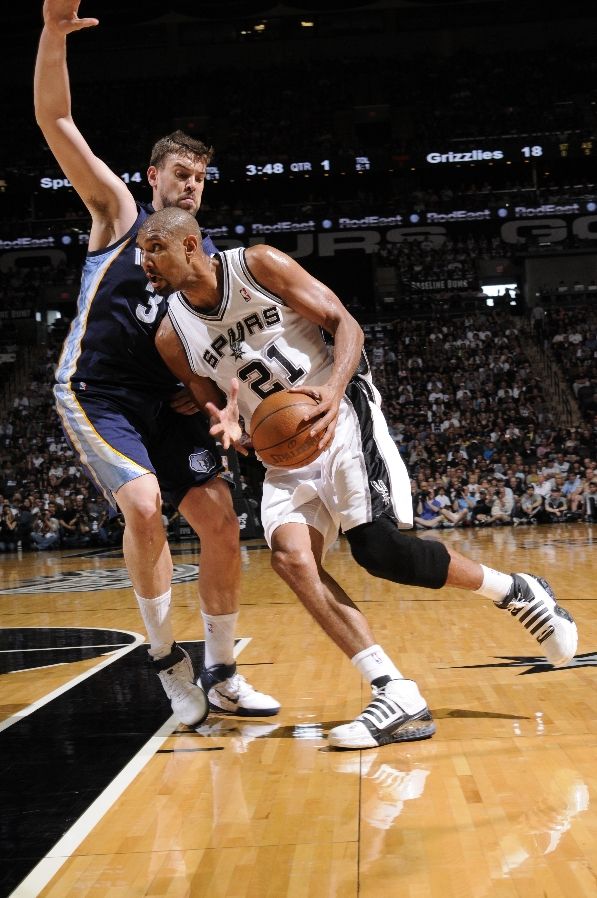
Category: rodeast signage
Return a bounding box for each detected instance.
[4,216,597,260]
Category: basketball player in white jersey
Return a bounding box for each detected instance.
[138,208,578,750]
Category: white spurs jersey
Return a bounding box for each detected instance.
[167,247,334,425]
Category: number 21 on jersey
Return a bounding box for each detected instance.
[238,342,306,399]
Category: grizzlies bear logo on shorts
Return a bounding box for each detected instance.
[189,450,216,474]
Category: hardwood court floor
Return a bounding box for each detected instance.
[1,524,595,898]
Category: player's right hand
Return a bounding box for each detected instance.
[205,378,249,456]
[43,0,99,35]
[289,383,340,453]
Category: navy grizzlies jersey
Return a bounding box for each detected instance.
[55,203,217,417]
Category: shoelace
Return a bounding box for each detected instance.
[226,673,255,698]
[162,661,196,701]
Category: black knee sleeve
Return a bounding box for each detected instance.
[345,516,450,589]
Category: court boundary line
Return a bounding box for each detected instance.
[1,643,132,654]
[0,627,144,734]
[8,636,251,898]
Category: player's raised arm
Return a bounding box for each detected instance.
[243,244,365,450]
[34,1,136,248]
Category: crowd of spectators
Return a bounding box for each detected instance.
[2,18,597,551]
[0,303,595,552]
[362,309,597,530]
[0,338,232,553]
[376,233,508,313]
[0,348,118,552]
[0,335,18,380]
[410,466,596,532]
[379,235,481,285]
[0,263,79,313]
[544,306,597,417]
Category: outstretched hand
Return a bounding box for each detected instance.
[288,383,342,452]
[43,0,99,34]
[205,378,248,455]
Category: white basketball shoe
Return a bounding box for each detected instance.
[200,662,281,717]
[496,573,578,667]
[328,679,436,750]
[153,642,209,726]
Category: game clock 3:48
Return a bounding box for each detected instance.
[246,162,285,176]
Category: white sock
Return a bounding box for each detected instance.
[201,610,237,668]
[474,565,514,603]
[135,589,174,660]
[352,644,403,684]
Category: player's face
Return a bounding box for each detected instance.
[148,153,207,216]
[137,233,186,294]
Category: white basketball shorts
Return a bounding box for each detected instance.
[261,376,413,555]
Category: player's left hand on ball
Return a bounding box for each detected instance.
[169,387,200,416]
[288,384,340,451]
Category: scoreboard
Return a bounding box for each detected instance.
[33,131,595,194]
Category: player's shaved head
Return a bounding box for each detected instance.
[138,207,201,244]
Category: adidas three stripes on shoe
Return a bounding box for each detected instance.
[328,679,436,750]
[496,573,578,667]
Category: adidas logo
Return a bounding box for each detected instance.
[360,697,405,728]
[509,599,554,642]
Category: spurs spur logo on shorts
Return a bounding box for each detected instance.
[188,450,216,474]
[238,512,248,530]
[370,480,391,506]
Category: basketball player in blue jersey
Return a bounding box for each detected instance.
[33,0,279,724]
[137,208,578,750]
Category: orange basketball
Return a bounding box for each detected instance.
[250,390,323,468]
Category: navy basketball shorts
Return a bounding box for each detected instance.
[55,384,223,508]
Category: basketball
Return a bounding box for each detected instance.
[250,390,323,468]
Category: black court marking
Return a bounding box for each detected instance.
[0,636,211,897]
[157,747,225,753]
[0,627,135,674]
[0,564,198,595]
[63,546,131,559]
[448,652,597,675]
[68,540,269,561]
[432,708,531,720]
